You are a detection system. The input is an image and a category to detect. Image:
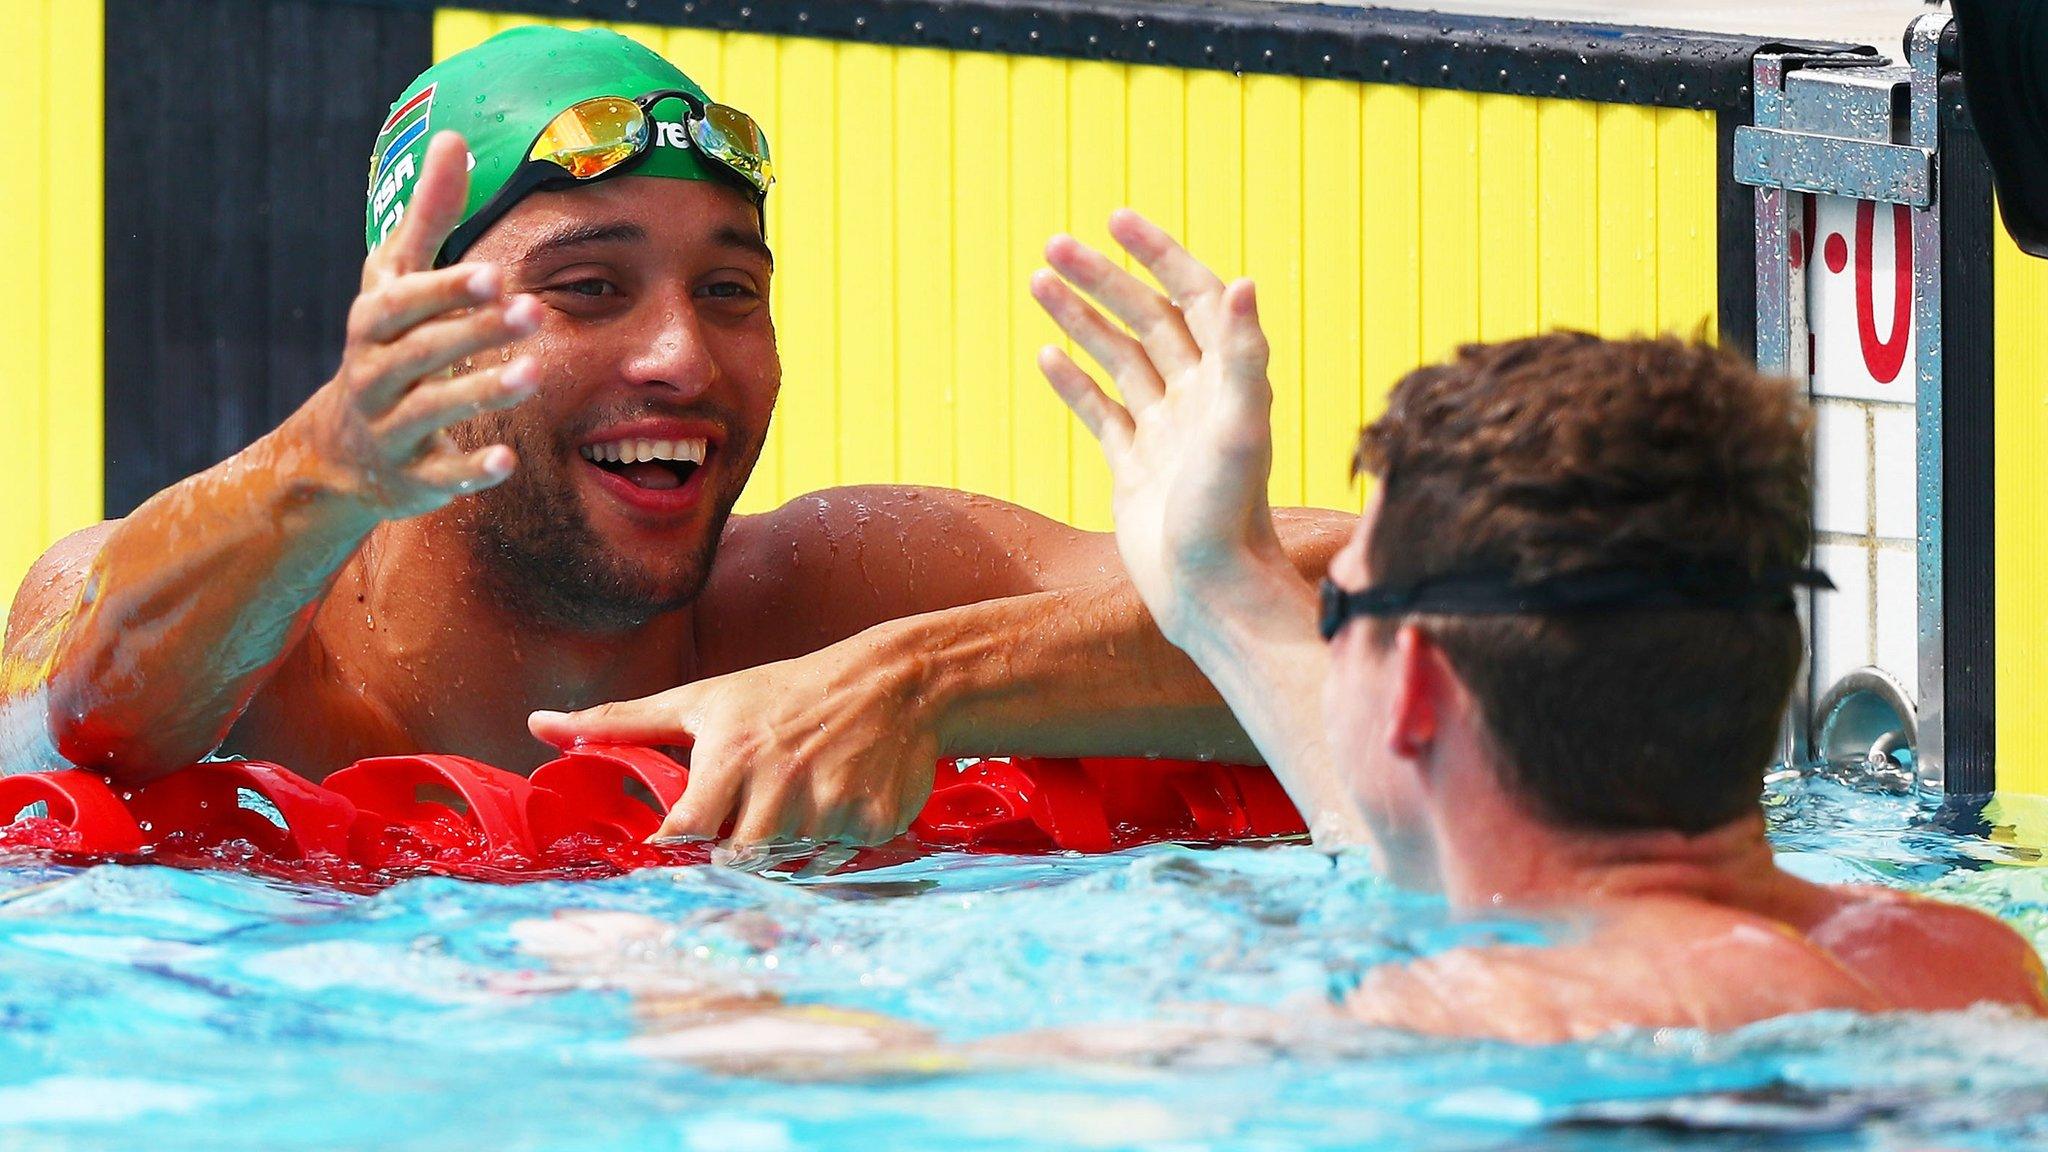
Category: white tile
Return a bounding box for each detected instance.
[1871,405,1916,542]
[1812,402,1870,537]
[1873,545,1917,683]
[1812,542,1874,694]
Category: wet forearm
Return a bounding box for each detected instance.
[1163,560,1367,846]
[897,577,1257,762]
[44,431,374,777]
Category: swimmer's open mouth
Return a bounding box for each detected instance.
[578,437,708,492]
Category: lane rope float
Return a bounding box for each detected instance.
[0,747,1308,882]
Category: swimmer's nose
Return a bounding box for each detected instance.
[623,296,719,398]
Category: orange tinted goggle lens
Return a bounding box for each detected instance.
[691,103,774,191]
[530,96,649,180]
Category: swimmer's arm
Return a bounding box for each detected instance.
[542,493,1364,846]
[715,484,1353,791]
[1,452,383,779]
[2,133,534,780]
[816,488,1361,843]
[880,556,1361,845]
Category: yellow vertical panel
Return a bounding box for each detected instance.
[1596,102,1659,337]
[1125,65,1186,239]
[951,52,1012,503]
[1535,98,1601,332]
[894,48,957,493]
[718,32,783,512]
[1007,56,1071,521]
[1183,71,1243,287]
[1996,219,2048,796]
[770,38,839,499]
[41,0,102,552]
[1360,83,1422,430]
[1301,79,1364,512]
[1654,108,1718,337]
[716,33,781,134]
[664,27,723,92]
[1476,95,1539,342]
[0,0,51,611]
[1244,74,1305,510]
[1066,60,1127,531]
[835,44,897,485]
[433,10,499,55]
[1418,89,1480,364]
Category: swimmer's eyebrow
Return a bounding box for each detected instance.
[514,221,648,266]
[709,224,774,270]
[512,220,773,270]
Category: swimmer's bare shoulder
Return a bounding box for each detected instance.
[697,485,1120,674]
[4,520,395,775]
[1344,901,1891,1043]
[1806,884,2048,1013]
[2,521,118,681]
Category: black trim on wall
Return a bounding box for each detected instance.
[1939,67,1998,795]
[1716,111,1759,359]
[336,0,1840,112]
[103,0,434,516]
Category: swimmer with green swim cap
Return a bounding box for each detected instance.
[6,25,1351,855]
[362,25,771,258]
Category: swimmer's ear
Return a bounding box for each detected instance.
[1386,624,1445,763]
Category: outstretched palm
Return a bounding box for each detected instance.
[1030,211,1289,643]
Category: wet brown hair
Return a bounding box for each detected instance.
[1354,332,1814,834]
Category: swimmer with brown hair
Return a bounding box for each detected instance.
[504,214,2044,1065]
[1026,211,2046,1040]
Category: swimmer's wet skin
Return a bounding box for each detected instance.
[0,26,1353,851]
[1028,214,2048,1041]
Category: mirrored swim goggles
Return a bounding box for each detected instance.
[440,88,774,265]
[1317,563,1836,641]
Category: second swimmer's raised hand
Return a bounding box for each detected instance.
[278,131,543,522]
[1029,210,1294,645]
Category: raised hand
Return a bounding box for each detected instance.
[282,131,543,522]
[1029,210,1291,644]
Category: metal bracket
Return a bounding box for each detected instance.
[1735,50,1934,202]
[1734,131,1931,207]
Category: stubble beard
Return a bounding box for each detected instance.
[447,411,740,634]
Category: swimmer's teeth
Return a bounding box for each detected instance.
[580,438,709,466]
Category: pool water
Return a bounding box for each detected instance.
[1,774,2046,1151]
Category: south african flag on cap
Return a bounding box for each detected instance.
[370,83,435,194]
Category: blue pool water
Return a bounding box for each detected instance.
[1,773,2046,1151]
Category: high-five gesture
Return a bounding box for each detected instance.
[1032,212,1368,848]
[1029,210,1291,645]
[284,131,543,521]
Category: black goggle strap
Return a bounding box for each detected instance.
[1317,564,1837,640]
[437,89,768,267]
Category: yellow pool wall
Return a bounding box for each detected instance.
[0,0,105,631]
[435,10,1721,530]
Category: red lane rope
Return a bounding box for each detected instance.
[0,748,1308,885]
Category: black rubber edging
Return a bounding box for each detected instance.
[327,0,1853,112]
[1938,62,1999,796]
[103,0,436,515]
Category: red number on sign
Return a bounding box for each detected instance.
[1856,200,1913,385]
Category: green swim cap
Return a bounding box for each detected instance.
[364,25,746,259]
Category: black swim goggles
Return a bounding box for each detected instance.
[440,88,774,266]
[1317,563,1836,641]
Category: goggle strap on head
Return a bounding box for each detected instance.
[1318,564,1836,640]
[434,88,772,267]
